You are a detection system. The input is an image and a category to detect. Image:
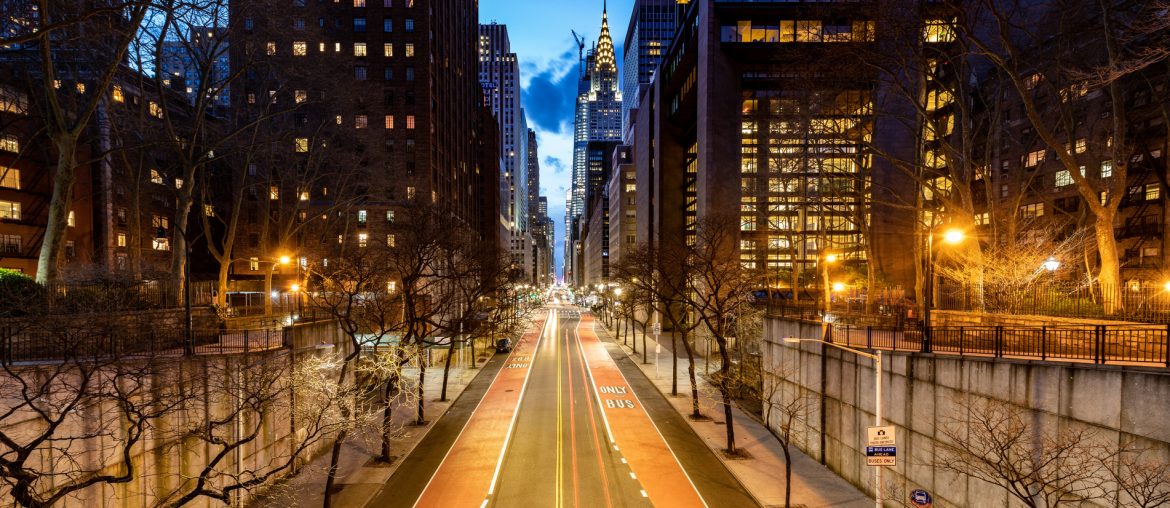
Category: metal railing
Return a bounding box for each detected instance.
[937,282,1170,324]
[0,327,287,364]
[768,305,1170,368]
[0,280,216,315]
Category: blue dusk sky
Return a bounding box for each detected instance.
[480,0,633,280]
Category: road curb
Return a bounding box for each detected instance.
[592,321,768,508]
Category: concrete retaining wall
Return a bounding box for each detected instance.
[763,317,1170,507]
[0,320,346,508]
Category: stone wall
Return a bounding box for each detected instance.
[763,317,1170,507]
[0,320,345,507]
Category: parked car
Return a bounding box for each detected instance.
[496,338,512,354]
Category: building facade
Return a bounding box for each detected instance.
[621,0,677,139]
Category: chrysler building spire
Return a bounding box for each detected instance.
[595,1,616,74]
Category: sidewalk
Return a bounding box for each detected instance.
[250,313,542,508]
[595,322,871,508]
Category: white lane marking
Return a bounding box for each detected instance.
[574,315,711,508]
[413,311,551,508]
[640,490,649,498]
[629,472,637,480]
[620,458,627,464]
[488,309,552,495]
[479,500,488,508]
[574,318,619,445]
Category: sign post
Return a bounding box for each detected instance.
[652,321,662,377]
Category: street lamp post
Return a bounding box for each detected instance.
[923,228,964,352]
[784,337,883,508]
[264,255,291,316]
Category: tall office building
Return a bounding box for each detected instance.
[158,26,231,107]
[567,3,623,284]
[228,0,496,280]
[478,22,531,274]
[621,0,676,138]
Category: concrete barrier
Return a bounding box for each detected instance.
[763,317,1170,507]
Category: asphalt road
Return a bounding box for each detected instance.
[369,305,757,508]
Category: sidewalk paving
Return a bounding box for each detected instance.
[595,322,871,508]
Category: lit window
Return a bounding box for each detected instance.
[270,185,279,200]
[150,169,164,184]
[149,101,163,118]
[354,0,365,6]
[406,115,415,129]
[974,212,989,226]
[383,19,392,32]
[319,42,325,52]
[117,233,127,247]
[404,43,414,57]
[152,215,168,229]
[357,209,367,224]
[355,114,368,128]
[387,233,395,247]
[406,186,416,199]
[384,115,394,129]
[298,188,309,201]
[354,42,367,56]
[404,18,414,32]
[0,134,17,153]
[0,200,18,220]
[204,204,215,216]
[153,237,170,251]
[358,232,368,247]
[354,17,366,32]
[295,89,307,103]
[387,280,397,293]
[175,178,183,190]
[1024,149,1045,168]
[1055,170,1072,187]
[1024,73,1042,90]
[1021,202,1044,219]
[295,138,309,152]
[111,85,124,104]
[1075,138,1087,154]
[385,210,395,222]
[922,19,955,43]
[383,43,393,57]
[1100,160,1113,178]
[67,210,75,227]
[249,257,260,270]
[293,41,307,56]
[0,167,19,189]
[355,66,368,80]
[1146,184,1160,201]
[266,41,276,55]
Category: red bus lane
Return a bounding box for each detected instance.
[574,315,708,508]
[413,314,548,508]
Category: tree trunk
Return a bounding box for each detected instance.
[1094,213,1122,315]
[782,444,793,508]
[717,337,736,453]
[217,261,231,307]
[416,357,426,424]
[36,136,79,283]
[170,188,195,303]
[322,428,347,508]
[678,330,701,418]
[380,375,395,462]
[440,336,456,401]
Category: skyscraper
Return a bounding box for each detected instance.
[158,27,231,107]
[621,0,676,139]
[566,2,622,283]
[479,23,531,275]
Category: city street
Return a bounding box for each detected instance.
[370,305,756,508]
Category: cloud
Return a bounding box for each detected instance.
[543,156,567,174]
[521,58,578,135]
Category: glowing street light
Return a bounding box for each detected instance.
[832,282,846,293]
[1042,257,1060,272]
[942,228,965,245]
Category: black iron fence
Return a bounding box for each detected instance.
[768,304,1170,367]
[937,282,1170,324]
[0,280,216,316]
[0,327,287,364]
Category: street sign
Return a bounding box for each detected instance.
[909,489,932,507]
[652,322,662,335]
[865,446,896,466]
[867,425,896,446]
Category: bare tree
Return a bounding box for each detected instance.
[1,0,154,282]
[937,396,1106,507]
[684,214,760,455]
[1100,441,1170,508]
